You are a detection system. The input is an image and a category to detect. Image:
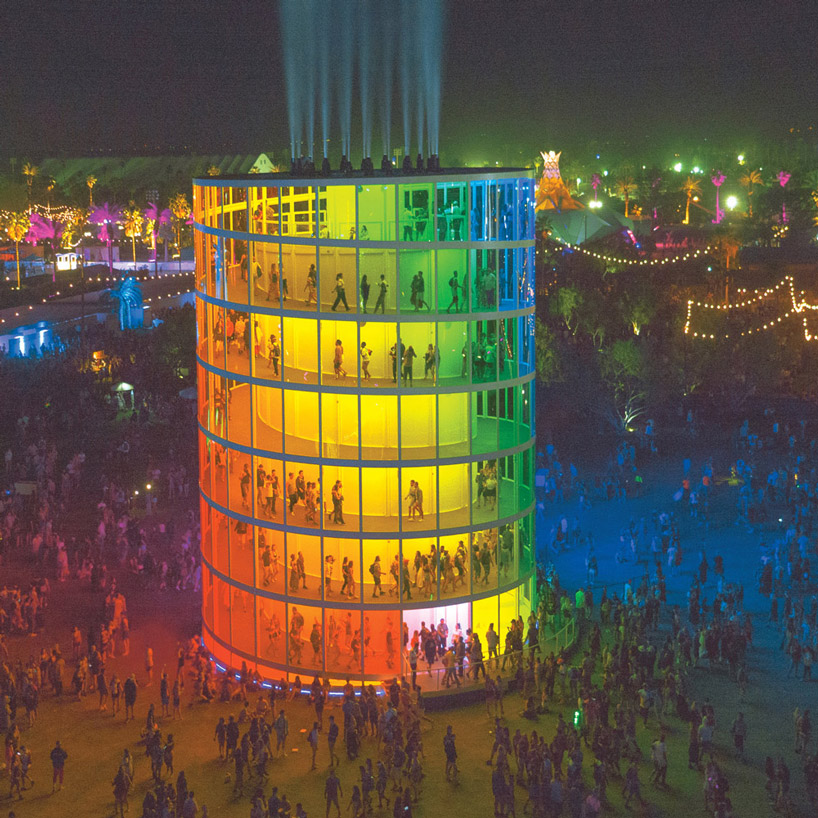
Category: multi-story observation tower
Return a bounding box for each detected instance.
[193,168,537,684]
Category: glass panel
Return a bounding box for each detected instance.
[398,248,433,313]
[250,241,281,308]
[472,249,497,311]
[472,319,498,383]
[498,387,516,451]
[519,178,535,240]
[360,248,396,315]
[283,463,320,529]
[437,321,469,386]
[253,383,283,454]
[210,305,226,371]
[437,249,467,314]
[319,246,357,312]
[323,465,360,532]
[230,514,254,587]
[282,317,317,384]
[518,382,533,446]
[255,525,285,595]
[282,390,319,458]
[285,531,322,602]
[357,183,396,242]
[321,392,359,459]
[399,183,432,242]
[436,182,466,241]
[199,441,212,519]
[473,596,500,665]
[361,467,399,533]
[472,527,498,592]
[211,507,230,575]
[227,447,252,516]
[438,463,468,530]
[360,395,398,459]
[519,513,534,577]
[257,597,286,665]
[211,441,228,507]
[225,186,248,232]
[250,186,281,236]
[497,180,515,240]
[498,587,520,639]
[224,236,249,305]
[470,180,488,240]
[438,393,469,458]
[213,575,232,646]
[498,522,518,587]
[323,537,361,601]
[397,322,433,387]
[359,321,397,386]
[439,534,469,600]
[282,186,317,237]
[255,456,283,522]
[326,609,362,675]
[400,394,436,459]
[280,244,317,311]
[363,609,401,674]
[251,314,282,383]
[473,459,498,528]
[227,380,251,447]
[498,247,514,309]
[362,539,394,603]
[497,454,517,519]
[320,320,358,384]
[471,390,498,455]
[320,185,356,239]
[225,310,251,377]
[287,602,324,673]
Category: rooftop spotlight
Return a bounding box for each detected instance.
[361,156,374,176]
[402,155,413,173]
[416,153,424,172]
[340,155,353,174]
[321,157,331,176]
[381,155,392,174]
[427,154,440,172]
[290,158,298,175]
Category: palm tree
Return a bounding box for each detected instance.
[739,169,764,217]
[143,202,172,277]
[681,176,702,225]
[4,212,30,289]
[89,203,124,278]
[122,203,144,265]
[22,163,38,210]
[86,175,97,207]
[45,177,56,209]
[25,213,64,283]
[615,175,637,218]
[169,192,192,258]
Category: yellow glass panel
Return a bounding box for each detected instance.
[321,393,359,458]
[400,394,436,458]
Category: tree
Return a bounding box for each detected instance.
[22,163,38,209]
[25,213,64,283]
[534,318,562,384]
[739,169,763,217]
[122,203,144,265]
[553,286,583,333]
[89,203,123,278]
[4,212,30,288]
[143,202,173,277]
[86,175,97,207]
[681,176,702,224]
[615,175,637,218]
[45,177,56,209]
[207,165,222,176]
[169,193,192,256]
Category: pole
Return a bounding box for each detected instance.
[80,250,86,355]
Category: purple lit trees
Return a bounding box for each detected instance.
[711,172,725,224]
[26,213,64,283]
[777,171,791,223]
[88,203,123,278]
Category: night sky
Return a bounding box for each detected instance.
[2,0,816,158]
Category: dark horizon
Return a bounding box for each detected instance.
[2,0,817,161]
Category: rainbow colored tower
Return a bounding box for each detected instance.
[194,169,536,684]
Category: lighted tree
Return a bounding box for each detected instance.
[681,176,702,225]
[711,172,725,224]
[25,213,64,283]
[615,175,636,218]
[88,202,124,278]
[143,202,173,276]
[122,203,144,264]
[86,175,97,207]
[169,192,192,256]
[777,171,791,223]
[207,165,222,176]
[591,173,602,203]
[45,177,56,209]
[22,162,38,209]
[739,169,763,217]
[4,212,30,289]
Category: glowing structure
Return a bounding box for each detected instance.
[193,170,537,682]
[536,151,582,212]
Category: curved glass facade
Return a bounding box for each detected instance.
[194,171,537,681]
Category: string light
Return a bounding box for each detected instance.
[547,236,713,267]
[684,274,818,341]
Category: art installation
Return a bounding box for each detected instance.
[194,169,538,682]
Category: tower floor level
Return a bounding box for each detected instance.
[193,168,537,687]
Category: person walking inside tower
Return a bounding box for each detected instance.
[374,274,388,314]
[331,273,350,311]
